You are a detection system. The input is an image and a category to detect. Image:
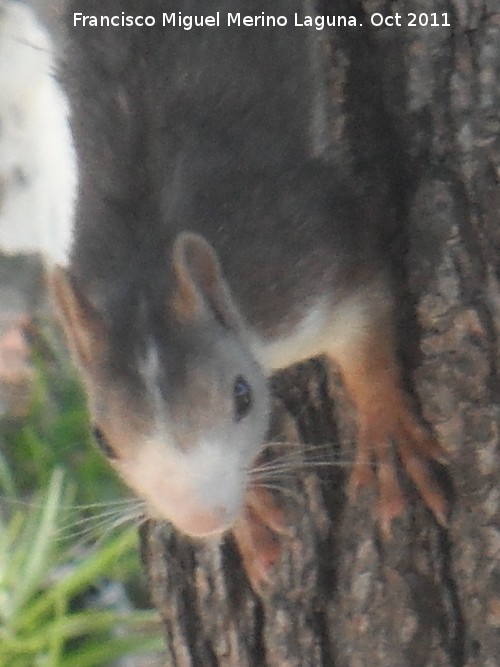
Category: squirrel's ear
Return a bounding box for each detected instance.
[50,266,107,371]
[172,232,242,330]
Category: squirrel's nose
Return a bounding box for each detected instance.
[177,504,234,537]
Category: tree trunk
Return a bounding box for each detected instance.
[141,1,500,665]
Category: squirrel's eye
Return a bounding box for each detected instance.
[92,426,118,459]
[233,375,252,421]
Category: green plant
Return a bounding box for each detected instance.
[0,320,163,666]
[1,322,123,506]
[0,469,162,667]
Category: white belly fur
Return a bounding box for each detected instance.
[252,289,372,372]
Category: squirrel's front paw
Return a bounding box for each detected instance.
[348,398,449,537]
[232,488,289,594]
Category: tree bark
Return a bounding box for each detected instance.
[141,1,500,665]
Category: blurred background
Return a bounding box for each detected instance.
[0,2,162,664]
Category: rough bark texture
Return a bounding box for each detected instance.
[141,1,500,666]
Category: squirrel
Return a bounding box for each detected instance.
[51,0,447,589]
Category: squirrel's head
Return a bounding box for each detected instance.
[51,232,270,537]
